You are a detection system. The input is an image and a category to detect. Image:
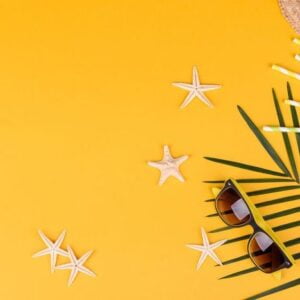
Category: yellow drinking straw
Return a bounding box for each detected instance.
[293,38,300,45]
[272,65,300,80]
[285,99,300,107]
[271,38,300,79]
[263,126,300,133]
[295,54,300,62]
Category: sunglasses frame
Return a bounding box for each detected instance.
[215,179,295,273]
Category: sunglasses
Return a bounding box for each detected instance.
[215,179,295,274]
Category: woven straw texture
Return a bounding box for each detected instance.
[279,0,300,33]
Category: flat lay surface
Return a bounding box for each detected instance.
[0,1,299,299]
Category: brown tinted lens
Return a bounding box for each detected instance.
[216,187,251,226]
[249,232,286,273]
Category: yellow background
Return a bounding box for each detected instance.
[0,1,299,299]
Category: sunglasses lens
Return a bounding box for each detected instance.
[216,187,251,226]
[249,232,286,273]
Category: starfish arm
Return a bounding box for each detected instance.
[32,248,51,258]
[210,239,227,250]
[186,244,206,251]
[68,268,79,286]
[172,82,194,91]
[196,91,214,108]
[180,90,196,109]
[199,84,221,91]
[38,230,53,248]
[67,246,77,264]
[174,155,188,166]
[50,253,57,273]
[162,145,172,160]
[201,228,210,247]
[56,248,69,257]
[78,250,93,265]
[171,169,185,182]
[158,170,171,186]
[207,250,223,266]
[78,265,96,277]
[148,161,164,170]
[54,230,66,248]
[192,66,200,87]
[196,252,208,270]
[56,263,74,270]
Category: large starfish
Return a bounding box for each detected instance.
[33,230,68,272]
[148,145,188,186]
[56,246,96,286]
[187,227,227,269]
[173,66,221,109]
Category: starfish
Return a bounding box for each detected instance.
[56,246,96,286]
[33,230,68,272]
[148,145,188,186]
[186,227,227,269]
[173,66,221,109]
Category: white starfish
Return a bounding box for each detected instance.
[148,145,188,186]
[33,230,68,272]
[187,227,227,269]
[173,66,221,109]
[56,246,96,286]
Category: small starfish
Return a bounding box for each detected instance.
[173,66,221,109]
[33,230,68,272]
[56,246,96,286]
[148,145,188,186]
[187,227,227,269]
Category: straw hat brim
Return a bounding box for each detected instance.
[279,0,300,34]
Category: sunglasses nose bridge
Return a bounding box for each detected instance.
[250,221,260,232]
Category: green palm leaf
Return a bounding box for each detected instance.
[205,199,216,203]
[203,178,294,183]
[245,278,300,300]
[205,185,300,204]
[238,105,291,177]
[220,266,258,279]
[272,89,299,182]
[204,85,300,298]
[248,185,300,196]
[287,82,300,154]
[255,194,300,207]
[294,253,300,259]
[203,157,287,177]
